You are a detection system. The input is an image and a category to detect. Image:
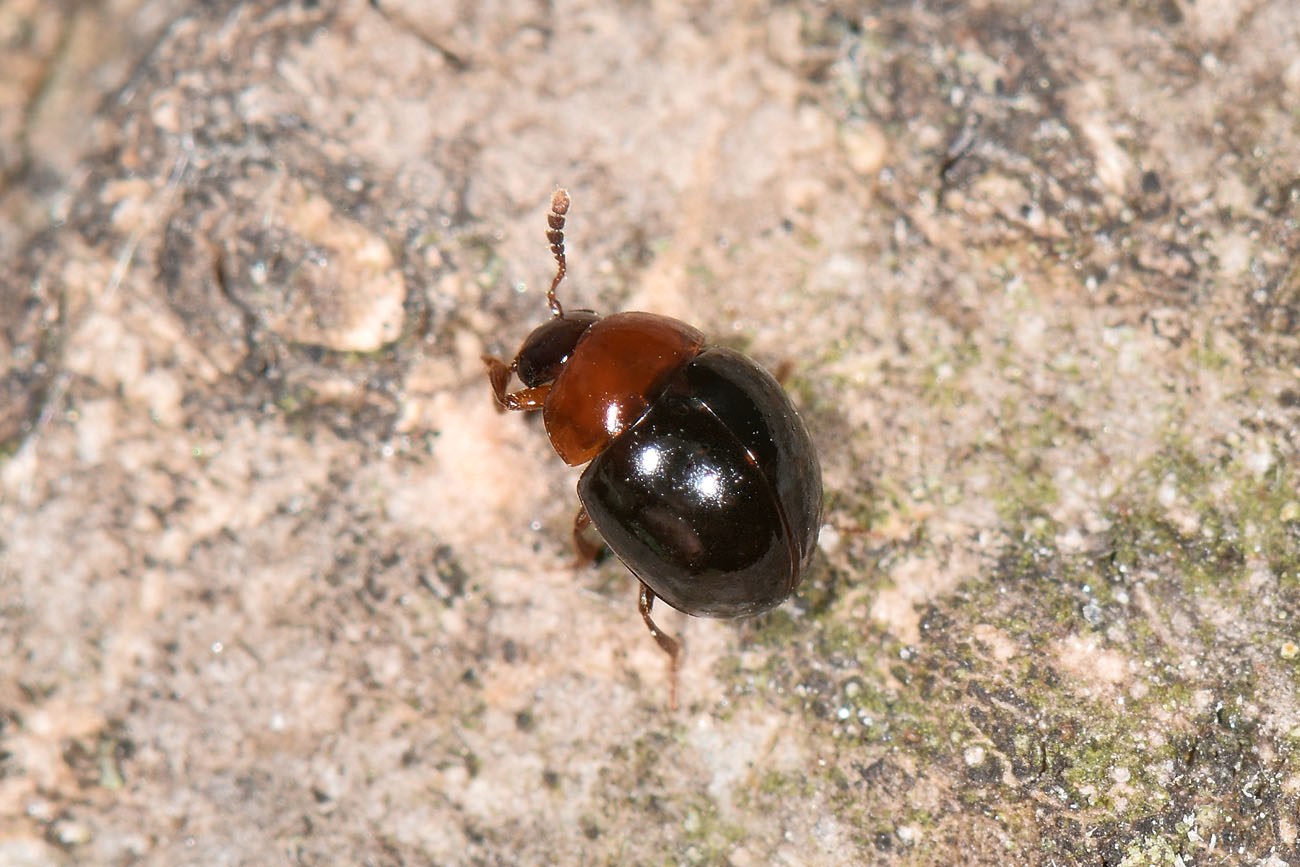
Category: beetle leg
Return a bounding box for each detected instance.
[638,583,681,711]
[482,355,550,411]
[571,504,604,566]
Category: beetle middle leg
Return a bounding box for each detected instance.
[571,504,604,567]
[638,583,681,710]
[482,355,550,410]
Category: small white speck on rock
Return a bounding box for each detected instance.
[817,524,840,554]
[1245,442,1275,477]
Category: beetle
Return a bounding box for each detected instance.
[483,190,822,708]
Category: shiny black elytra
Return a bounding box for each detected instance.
[483,190,823,708]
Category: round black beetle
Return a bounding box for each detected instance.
[483,190,822,707]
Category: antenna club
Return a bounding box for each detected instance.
[550,189,570,217]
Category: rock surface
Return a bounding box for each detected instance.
[2,0,1299,863]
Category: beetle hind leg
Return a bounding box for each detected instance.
[638,583,681,710]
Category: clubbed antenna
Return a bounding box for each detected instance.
[545,189,570,317]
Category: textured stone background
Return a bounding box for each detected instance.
[2,0,1299,864]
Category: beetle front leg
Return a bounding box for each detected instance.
[482,355,550,411]
[638,583,681,711]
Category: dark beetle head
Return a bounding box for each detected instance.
[515,310,600,387]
